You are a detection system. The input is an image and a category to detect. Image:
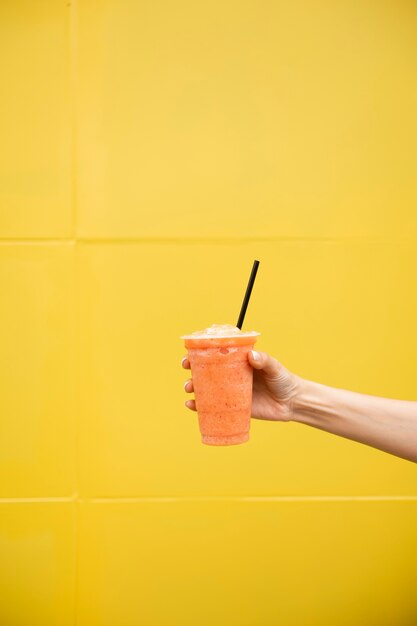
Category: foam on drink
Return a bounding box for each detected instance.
[182,323,259,339]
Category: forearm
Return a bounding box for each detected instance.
[292,378,417,463]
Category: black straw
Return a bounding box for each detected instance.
[236,260,260,329]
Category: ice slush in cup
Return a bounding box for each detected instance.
[182,324,260,445]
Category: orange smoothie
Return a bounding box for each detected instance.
[183,325,259,445]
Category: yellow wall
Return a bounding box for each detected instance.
[1,1,417,624]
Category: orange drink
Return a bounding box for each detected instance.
[182,325,259,445]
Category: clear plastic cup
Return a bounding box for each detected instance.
[183,328,259,445]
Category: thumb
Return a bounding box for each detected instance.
[248,350,281,378]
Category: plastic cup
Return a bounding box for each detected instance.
[183,333,259,445]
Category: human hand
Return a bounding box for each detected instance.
[182,350,301,422]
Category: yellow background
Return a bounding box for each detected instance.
[1,1,417,624]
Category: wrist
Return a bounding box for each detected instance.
[291,377,327,425]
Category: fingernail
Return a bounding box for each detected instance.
[183,380,190,391]
[181,357,187,366]
[251,350,260,361]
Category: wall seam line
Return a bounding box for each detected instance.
[75,495,417,503]
[1,237,417,244]
[69,1,80,625]
[1,495,417,503]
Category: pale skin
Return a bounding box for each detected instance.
[182,350,417,463]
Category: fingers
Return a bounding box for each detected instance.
[181,356,191,370]
[182,356,194,410]
[248,350,281,378]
